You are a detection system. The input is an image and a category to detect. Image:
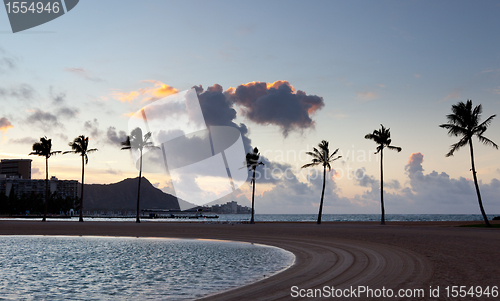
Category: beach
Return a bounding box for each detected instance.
[1,220,499,300]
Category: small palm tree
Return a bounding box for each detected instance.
[301,140,341,225]
[121,127,157,223]
[246,147,264,224]
[63,135,98,222]
[365,125,402,225]
[29,137,61,222]
[440,100,497,227]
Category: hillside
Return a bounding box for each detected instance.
[83,177,180,212]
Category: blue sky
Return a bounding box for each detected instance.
[1,0,499,214]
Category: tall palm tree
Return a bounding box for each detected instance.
[246,147,264,224]
[439,100,497,227]
[63,135,98,222]
[121,127,157,223]
[301,140,341,225]
[365,125,402,225]
[29,137,61,222]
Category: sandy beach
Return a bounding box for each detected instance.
[0,220,499,300]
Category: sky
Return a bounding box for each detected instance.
[0,0,499,214]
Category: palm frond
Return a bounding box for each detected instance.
[477,134,499,149]
[477,114,496,133]
[446,137,469,157]
[387,145,402,152]
[301,162,320,169]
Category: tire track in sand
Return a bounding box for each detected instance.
[199,237,432,300]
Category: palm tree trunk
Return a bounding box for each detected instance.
[43,157,48,222]
[79,155,84,222]
[317,165,326,225]
[380,148,385,225]
[136,150,142,223]
[469,139,491,227]
[250,169,255,224]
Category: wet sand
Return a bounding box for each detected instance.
[1,220,499,300]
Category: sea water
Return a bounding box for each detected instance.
[6,213,497,222]
[0,236,295,300]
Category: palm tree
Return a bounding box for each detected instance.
[29,137,61,222]
[63,135,98,222]
[246,147,264,224]
[439,100,497,227]
[301,140,341,225]
[365,125,402,225]
[121,127,157,223]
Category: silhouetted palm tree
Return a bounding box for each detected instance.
[439,100,497,227]
[301,140,341,225]
[29,137,61,222]
[246,147,264,224]
[365,125,402,225]
[121,127,157,223]
[63,135,98,222]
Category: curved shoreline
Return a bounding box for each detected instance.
[1,221,499,300]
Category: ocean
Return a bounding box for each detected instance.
[3,213,498,222]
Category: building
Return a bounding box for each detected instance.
[209,201,251,214]
[0,159,32,179]
[0,176,78,199]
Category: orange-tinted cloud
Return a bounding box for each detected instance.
[406,152,424,175]
[111,80,177,103]
[0,117,13,133]
[111,91,140,103]
[140,80,178,102]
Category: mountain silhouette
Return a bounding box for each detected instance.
[83,177,180,212]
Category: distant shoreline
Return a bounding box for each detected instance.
[1,220,499,300]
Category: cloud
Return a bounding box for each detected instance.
[83,119,101,138]
[442,89,461,102]
[226,81,324,137]
[0,47,17,74]
[111,80,177,103]
[105,168,121,175]
[57,107,79,118]
[0,84,35,100]
[413,74,421,78]
[250,169,355,214]
[65,67,104,82]
[31,167,40,175]
[111,91,140,103]
[356,91,378,101]
[195,84,253,152]
[49,88,79,118]
[106,126,127,145]
[9,137,37,144]
[25,109,60,130]
[0,117,13,133]
[57,133,68,142]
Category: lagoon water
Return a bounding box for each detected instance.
[0,236,294,300]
